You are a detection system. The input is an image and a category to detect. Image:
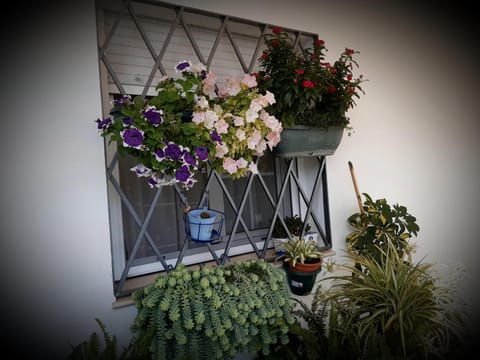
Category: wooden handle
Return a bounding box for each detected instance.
[348,161,364,213]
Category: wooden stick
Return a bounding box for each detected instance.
[348,161,364,213]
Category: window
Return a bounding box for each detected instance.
[95,0,326,297]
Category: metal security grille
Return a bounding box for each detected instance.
[95,0,331,297]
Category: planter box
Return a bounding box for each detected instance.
[273,126,344,157]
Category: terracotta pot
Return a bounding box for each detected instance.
[288,259,322,273]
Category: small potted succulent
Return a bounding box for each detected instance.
[276,236,323,295]
[185,207,224,242]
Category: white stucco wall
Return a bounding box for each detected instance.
[1,0,478,358]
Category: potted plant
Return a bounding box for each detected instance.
[276,236,323,296]
[271,215,314,255]
[320,241,468,359]
[185,207,224,242]
[131,260,295,359]
[346,192,420,271]
[95,60,283,190]
[257,27,367,157]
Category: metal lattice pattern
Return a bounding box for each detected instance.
[95,0,330,297]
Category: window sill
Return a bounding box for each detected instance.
[112,248,336,309]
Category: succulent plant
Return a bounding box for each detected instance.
[131,260,295,359]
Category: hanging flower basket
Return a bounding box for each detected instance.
[95,61,283,190]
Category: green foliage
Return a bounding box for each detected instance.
[276,237,323,267]
[321,242,468,359]
[346,193,420,266]
[257,27,366,130]
[131,260,295,359]
[67,318,137,360]
[272,215,311,238]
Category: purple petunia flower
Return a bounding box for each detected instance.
[175,165,191,183]
[114,95,132,106]
[95,117,112,130]
[122,117,134,126]
[148,176,160,188]
[164,142,182,161]
[121,128,144,149]
[175,60,191,72]
[143,107,163,126]
[195,146,208,161]
[200,70,207,80]
[183,151,197,167]
[130,164,151,177]
[211,131,222,143]
[154,148,165,162]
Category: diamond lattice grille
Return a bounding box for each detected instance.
[95,0,330,297]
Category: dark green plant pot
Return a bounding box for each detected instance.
[273,125,344,157]
[283,262,321,296]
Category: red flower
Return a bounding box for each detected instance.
[347,86,355,94]
[303,80,315,89]
[327,85,336,93]
[315,39,325,47]
[272,27,283,34]
[261,52,268,60]
[295,69,305,75]
[329,68,337,74]
[347,74,353,81]
[320,62,331,67]
[271,38,280,48]
[345,48,355,55]
[252,72,259,78]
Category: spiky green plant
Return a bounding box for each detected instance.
[131,260,295,360]
[276,236,323,267]
[321,242,467,359]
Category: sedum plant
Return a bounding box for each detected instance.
[131,260,295,359]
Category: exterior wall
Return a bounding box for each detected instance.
[0,0,477,358]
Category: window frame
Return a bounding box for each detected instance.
[95,0,328,298]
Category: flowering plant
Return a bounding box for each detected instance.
[95,61,282,189]
[257,27,366,131]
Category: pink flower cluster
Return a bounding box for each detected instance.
[192,71,282,178]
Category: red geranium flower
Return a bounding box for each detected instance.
[272,26,283,34]
[327,85,336,93]
[303,80,315,89]
[345,48,355,55]
[295,69,305,75]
